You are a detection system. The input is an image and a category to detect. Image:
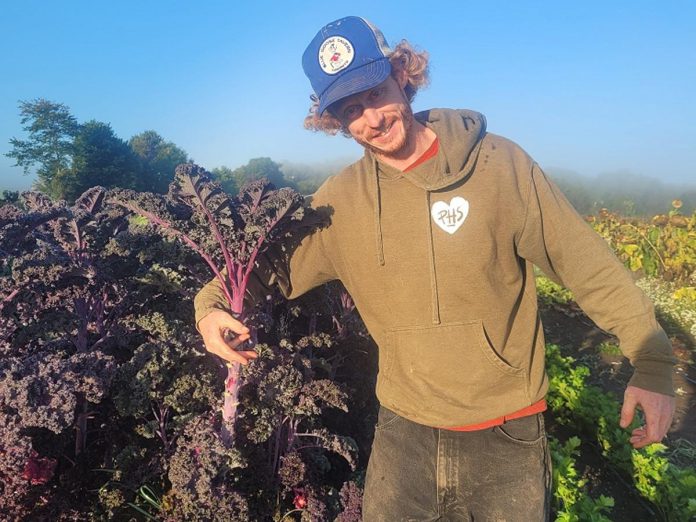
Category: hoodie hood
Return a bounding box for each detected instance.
[365,108,487,268]
[367,108,487,191]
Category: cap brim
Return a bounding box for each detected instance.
[318,57,392,115]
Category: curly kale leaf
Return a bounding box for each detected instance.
[335,481,363,522]
[0,350,115,433]
[165,415,249,521]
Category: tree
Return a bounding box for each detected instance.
[53,121,141,201]
[0,191,19,205]
[129,130,189,193]
[210,165,244,195]
[280,161,336,195]
[212,158,297,196]
[5,99,80,197]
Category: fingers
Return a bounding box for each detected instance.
[198,310,257,366]
[629,422,664,449]
[622,386,676,449]
[209,334,258,366]
[619,391,637,429]
[199,309,249,337]
[640,401,673,448]
[629,425,648,447]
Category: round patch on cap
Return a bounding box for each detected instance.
[318,36,354,75]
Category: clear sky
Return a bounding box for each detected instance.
[1,0,694,191]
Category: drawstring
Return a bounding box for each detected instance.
[426,191,441,325]
[373,159,441,323]
[373,165,385,266]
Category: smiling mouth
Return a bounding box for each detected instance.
[372,123,394,140]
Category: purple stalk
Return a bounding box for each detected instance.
[74,400,88,456]
[115,175,300,448]
[152,403,172,451]
[115,201,236,307]
[1,288,19,311]
[220,359,242,447]
[272,415,285,476]
[220,214,289,441]
[114,201,249,445]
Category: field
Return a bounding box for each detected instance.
[1,173,694,521]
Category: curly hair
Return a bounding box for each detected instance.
[303,40,430,136]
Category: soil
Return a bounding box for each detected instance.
[540,300,696,520]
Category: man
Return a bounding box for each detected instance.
[195,16,675,520]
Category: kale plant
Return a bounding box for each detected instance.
[111,163,306,445]
[0,190,124,438]
[0,188,131,515]
[236,334,359,519]
[0,170,370,519]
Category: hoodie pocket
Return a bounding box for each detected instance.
[379,320,528,423]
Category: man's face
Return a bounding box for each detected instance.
[331,75,415,159]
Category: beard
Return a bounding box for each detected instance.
[355,99,415,160]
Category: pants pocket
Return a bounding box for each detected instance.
[374,406,404,432]
[493,413,545,446]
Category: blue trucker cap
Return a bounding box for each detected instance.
[302,16,392,115]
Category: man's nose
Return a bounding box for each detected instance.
[362,107,383,128]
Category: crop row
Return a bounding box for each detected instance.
[588,202,696,284]
[2,174,693,520]
[546,344,696,521]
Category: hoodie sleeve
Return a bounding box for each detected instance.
[516,163,675,396]
[193,179,339,328]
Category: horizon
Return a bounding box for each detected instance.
[2,1,694,192]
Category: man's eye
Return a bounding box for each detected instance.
[344,106,361,120]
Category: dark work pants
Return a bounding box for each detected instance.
[362,407,551,521]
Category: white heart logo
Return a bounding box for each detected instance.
[431,197,469,234]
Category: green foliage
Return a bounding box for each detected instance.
[536,275,574,306]
[637,277,696,340]
[596,341,622,356]
[129,130,189,194]
[212,157,298,195]
[546,344,696,520]
[55,120,141,201]
[126,484,164,521]
[0,190,19,205]
[589,204,696,284]
[5,98,79,197]
[550,436,614,521]
[672,286,696,302]
[6,100,190,201]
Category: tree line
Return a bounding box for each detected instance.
[5,99,189,201]
[547,169,696,217]
[3,99,328,204]
[4,98,693,215]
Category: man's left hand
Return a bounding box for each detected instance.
[620,385,675,449]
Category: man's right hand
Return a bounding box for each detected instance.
[198,310,258,365]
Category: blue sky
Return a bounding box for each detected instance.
[1,1,694,191]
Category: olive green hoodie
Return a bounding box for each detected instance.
[195,108,675,427]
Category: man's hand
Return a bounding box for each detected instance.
[620,385,675,449]
[198,309,257,365]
